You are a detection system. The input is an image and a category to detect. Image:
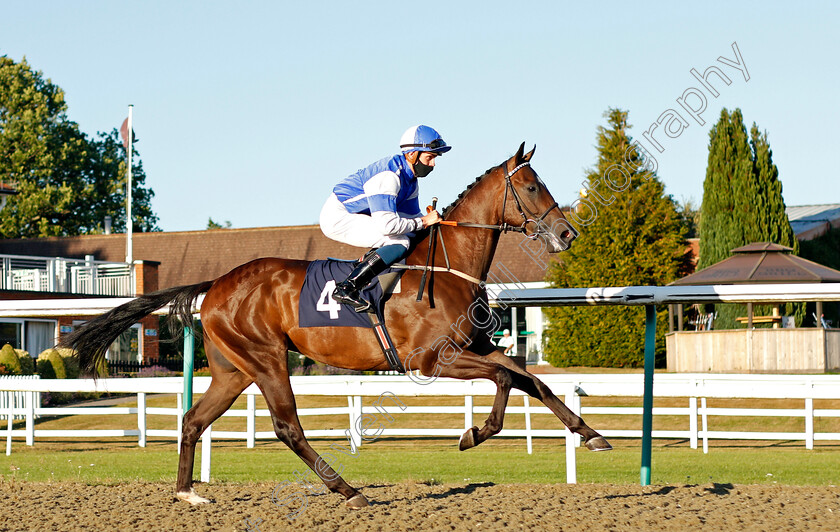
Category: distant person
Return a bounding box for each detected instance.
[319,125,450,312]
[497,329,516,356]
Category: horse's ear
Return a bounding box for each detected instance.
[523,144,536,162]
[513,142,526,165]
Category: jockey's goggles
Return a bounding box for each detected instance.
[400,138,448,151]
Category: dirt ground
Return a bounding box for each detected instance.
[0,480,838,531]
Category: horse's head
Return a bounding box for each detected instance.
[499,142,578,252]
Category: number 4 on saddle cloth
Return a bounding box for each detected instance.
[299,259,406,372]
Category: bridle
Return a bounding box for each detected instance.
[501,162,562,239]
[407,161,571,302]
[440,162,562,240]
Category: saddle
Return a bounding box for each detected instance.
[298,259,405,372]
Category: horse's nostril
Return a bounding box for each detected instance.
[560,230,572,239]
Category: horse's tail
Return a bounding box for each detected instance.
[59,281,214,378]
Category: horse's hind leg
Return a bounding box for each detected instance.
[256,360,369,509]
[175,344,252,504]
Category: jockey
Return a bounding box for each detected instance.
[319,125,450,312]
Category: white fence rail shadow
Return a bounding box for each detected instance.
[1,374,839,483]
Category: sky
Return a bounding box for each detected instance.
[2,1,838,233]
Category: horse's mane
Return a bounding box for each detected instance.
[440,164,500,218]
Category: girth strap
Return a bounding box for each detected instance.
[366,308,405,373]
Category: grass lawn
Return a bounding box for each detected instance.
[2,437,839,487]
[2,390,838,487]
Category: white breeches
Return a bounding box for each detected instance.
[319,194,411,249]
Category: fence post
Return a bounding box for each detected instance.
[26,390,34,446]
[346,395,361,453]
[524,395,532,455]
[573,385,582,448]
[689,397,698,450]
[564,384,577,484]
[5,401,12,456]
[464,395,473,431]
[137,392,146,447]
[805,397,814,450]
[701,397,709,454]
[176,393,183,454]
[247,393,256,449]
[353,395,363,450]
[200,424,212,482]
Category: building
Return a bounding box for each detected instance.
[786,204,840,241]
[0,225,556,364]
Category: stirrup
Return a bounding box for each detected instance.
[332,286,372,313]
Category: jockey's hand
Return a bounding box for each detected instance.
[421,210,442,228]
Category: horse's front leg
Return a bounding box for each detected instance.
[460,366,511,450]
[482,351,612,451]
[421,348,513,450]
[426,348,611,452]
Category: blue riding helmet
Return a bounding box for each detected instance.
[399,125,452,154]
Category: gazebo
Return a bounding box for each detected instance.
[665,242,840,373]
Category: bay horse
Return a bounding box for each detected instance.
[61,143,611,508]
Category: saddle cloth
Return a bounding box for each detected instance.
[298,259,401,328]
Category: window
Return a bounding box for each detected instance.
[72,320,142,363]
[0,319,56,357]
[25,321,56,358]
[109,325,141,363]
[0,321,22,349]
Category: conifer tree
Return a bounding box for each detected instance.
[750,124,797,251]
[698,109,754,269]
[542,109,689,368]
[699,109,799,328]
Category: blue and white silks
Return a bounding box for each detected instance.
[331,153,424,237]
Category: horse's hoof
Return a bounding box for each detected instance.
[585,436,613,451]
[175,488,211,505]
[459,426,479,451]
[345,493,370,508]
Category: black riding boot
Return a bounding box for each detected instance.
[332,251,389,312]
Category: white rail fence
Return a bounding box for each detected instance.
[0,376,41,421]
[1,374,839,483]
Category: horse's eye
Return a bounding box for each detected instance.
[527,185,537,192]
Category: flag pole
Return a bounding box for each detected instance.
[126,105,133,264]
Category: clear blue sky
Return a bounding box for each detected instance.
[2,1,837,232]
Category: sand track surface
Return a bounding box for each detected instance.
[0,481,838,531]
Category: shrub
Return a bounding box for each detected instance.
[37,349,67,379]
[136,365,178,377]
[16,349,34,375]
[48,350,67,379]
[37,358,56,379]
[0,344,22,375]
[56,348,79,379]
